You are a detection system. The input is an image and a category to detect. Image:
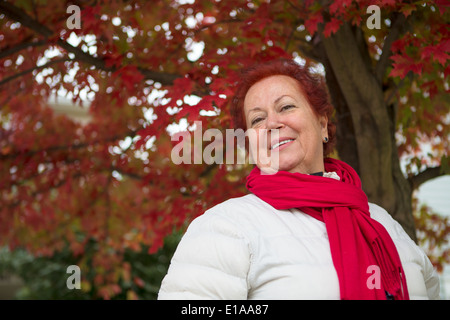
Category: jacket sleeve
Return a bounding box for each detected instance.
[369,203,441,300]
[158,209,251,300]
[394,222,440,300]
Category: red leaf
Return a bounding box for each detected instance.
[148,236,163,254]
[133,277,145,288]
[329,0,352,15]
[444,65,450,79]
[435,0,450,15]
[82,5,102,32]
[112,65,144,91]
[400,3,416,18]
[196,95,223,110]
[166,77,195,108]
[389,54,423,79]
[420,41,450,66]
[176,95,225,122]
[104,54,123,69]
[391,38,406,53]
[210,78,235,97]
[433,51,450,66]
[433,40,450,66]
[304,10,323,36]
[420,45,435,60]
[135,125,159,149]
[421,81,439,99]
[323,18,342,37]
[381,0,396,7]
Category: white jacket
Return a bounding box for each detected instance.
[158,191,440,299]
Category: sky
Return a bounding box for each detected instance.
[416,175,450,217]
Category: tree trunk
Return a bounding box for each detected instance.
[319,23,417,241]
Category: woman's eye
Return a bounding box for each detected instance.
[251,117,263,126]
[281,104,295,111]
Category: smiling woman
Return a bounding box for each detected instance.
[243,75,329,174]
[158,59,440,300]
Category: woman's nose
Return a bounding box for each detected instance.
[266,113,285,131]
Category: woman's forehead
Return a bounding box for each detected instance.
[244,75,305,110]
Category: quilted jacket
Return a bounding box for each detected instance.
[158,192,440,300]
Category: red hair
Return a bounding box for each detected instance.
[231,59,336,156]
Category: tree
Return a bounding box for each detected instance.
[0,0,448,298]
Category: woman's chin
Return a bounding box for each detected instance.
[275,155,304,173]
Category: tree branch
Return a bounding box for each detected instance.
[109,166,143,181]
[193,18,244,34]
[6,172,83,209]
[0,57,68,86]
[0,128,139,160]
[408,166,445,190]
[0,38,46,60]
[374,13,407,83]
[0,1,181,86]
[0,1,53,36]
[294,36,324,63]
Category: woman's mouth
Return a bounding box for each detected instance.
[271,138,295,150]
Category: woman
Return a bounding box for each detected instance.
[158,59,440,300]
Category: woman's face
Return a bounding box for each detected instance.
[244,75,328,174]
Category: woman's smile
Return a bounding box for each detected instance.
[270,138,295,151]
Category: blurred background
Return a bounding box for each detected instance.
[0,0,448,299]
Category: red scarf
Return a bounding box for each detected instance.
[246,158,409,300]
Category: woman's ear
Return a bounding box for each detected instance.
[320,115,328,136]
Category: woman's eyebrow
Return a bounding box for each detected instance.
[247,94,295,114]
[273,94,293,104]
[247,106,263,114]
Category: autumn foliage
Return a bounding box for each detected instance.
[0,0,449,299]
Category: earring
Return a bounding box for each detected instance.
[323,137,329,143]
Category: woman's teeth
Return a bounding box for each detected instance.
[271,139,294,150]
